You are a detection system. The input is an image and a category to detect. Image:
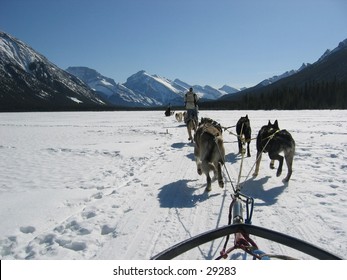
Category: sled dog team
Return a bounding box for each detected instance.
[176,112,295,192]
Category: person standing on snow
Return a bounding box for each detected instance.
[164,103,172,116]
[184,87,199,123]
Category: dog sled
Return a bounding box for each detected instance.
[151,119,341,260]
[151,189,341,260]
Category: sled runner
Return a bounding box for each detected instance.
[151,189,341,260]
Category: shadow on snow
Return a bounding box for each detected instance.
[239,176,287,206]
[158,179,219,208]
[171,142,194,149]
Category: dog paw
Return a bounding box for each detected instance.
[282,177,290,183]
[205,186,212,192]
[197,168,202,175]
[252,172,258,177]
[218,181,224,188]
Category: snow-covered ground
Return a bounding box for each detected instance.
[0,110,346,260]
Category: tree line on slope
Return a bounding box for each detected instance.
[201,79,347,110]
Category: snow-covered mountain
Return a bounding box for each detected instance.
[123,72,231,104]
[190,85,224,100]
[66,67,161,107]
[219,84,240,94]
[171,81,233,100]
[67,68,233,107]
[7,28,342,111]
[66,67,117,97]
[123,70,183,106]
[257,63,310,87]
[0,31,237,110]
[0,31,106,111]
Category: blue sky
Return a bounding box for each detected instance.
[1,0,347,88]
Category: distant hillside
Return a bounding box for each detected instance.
[66,67,161,107]
[0,32,108,112]
[208,39,347,110]
[67,68,231,107]
[2,30,346,111]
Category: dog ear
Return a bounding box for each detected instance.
[274,120,279,129]
[246,114,248,119]
[268,120,272,126]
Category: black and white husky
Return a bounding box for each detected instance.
[253,120,295,182]
[194,118,225,192]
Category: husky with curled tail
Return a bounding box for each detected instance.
[253,120,295,182]
[194,118,225,192]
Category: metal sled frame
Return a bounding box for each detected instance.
[151,223,341,260]
[152,193,341,260]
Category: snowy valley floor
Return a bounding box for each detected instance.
[0,110,346,260]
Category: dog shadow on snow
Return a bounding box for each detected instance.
[171,142,195,161]
[171,142,194,149]
[158,179,219,208]
[239,176,287,206]
[225,152,238,164]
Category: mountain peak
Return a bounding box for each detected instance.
[299,63,310,71]
[338,38,347,49]
[135,70,147,76]
[219,85,240,94]
[318,38,347,62]
[318,49,332,62]
[0,31,46,73]
[66,66,102,81]
[0,31,106,111]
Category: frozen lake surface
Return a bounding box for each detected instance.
[0,110,346,259]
